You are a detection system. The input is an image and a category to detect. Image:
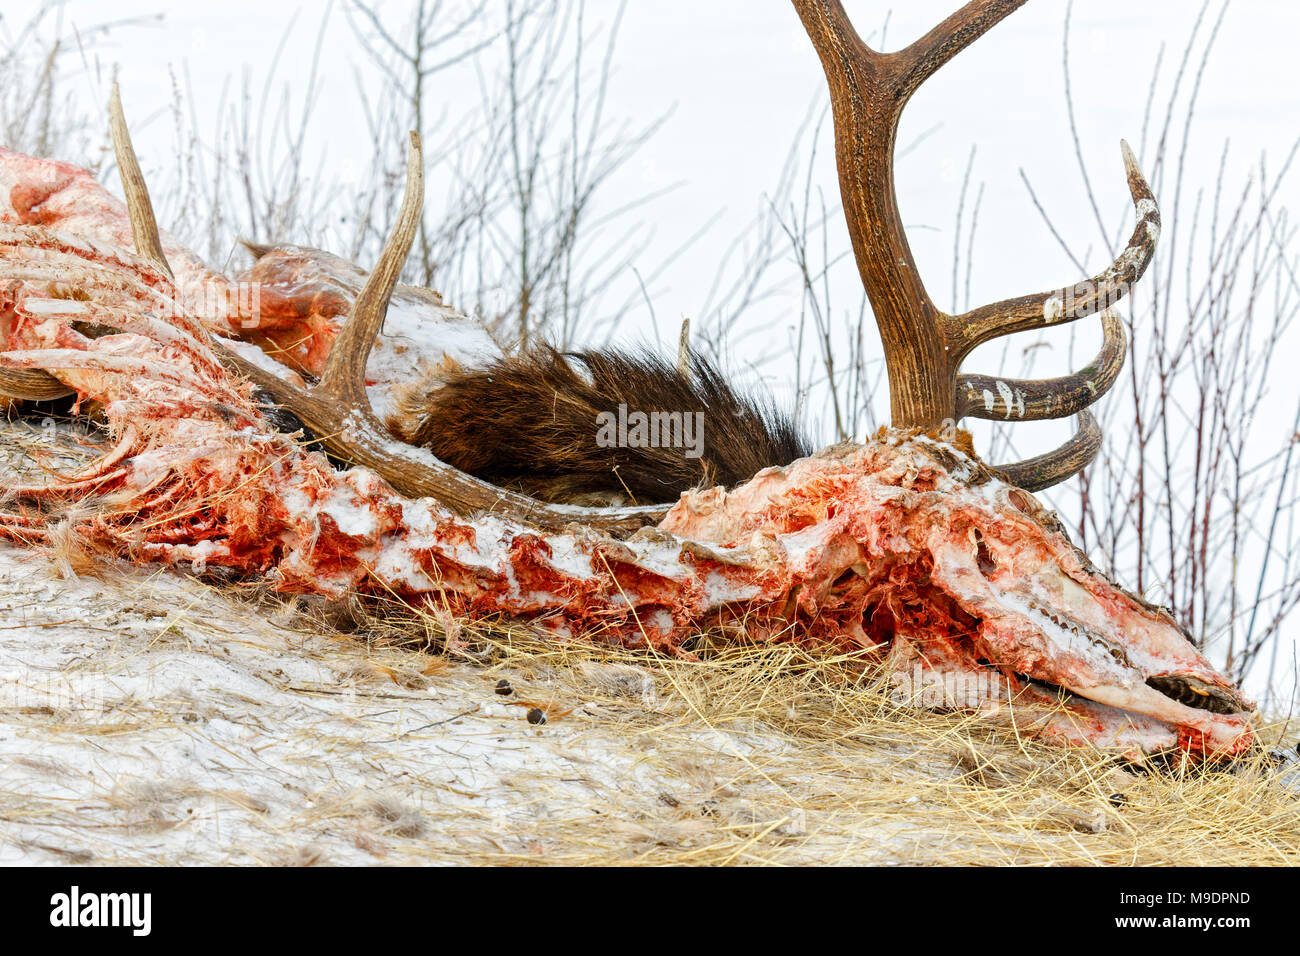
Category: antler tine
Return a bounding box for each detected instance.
[889,0,1029,103]
[315,131,423,407]
[676,317,691,376]
[949,141,1158,360]
[971,307,1124,486]
[994,410,1103,492]
[109,83,175,283]
[957,308,1127,422]
[217,134,421,428]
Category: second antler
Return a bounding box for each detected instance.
[793,0,1159,489]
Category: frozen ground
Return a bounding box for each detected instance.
[0,539,831,865]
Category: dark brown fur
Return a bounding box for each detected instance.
[388,346,811,505]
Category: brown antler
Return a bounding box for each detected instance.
[107,88,667,533]
[792,0,1159,488]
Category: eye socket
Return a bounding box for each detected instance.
[972,529,997,576]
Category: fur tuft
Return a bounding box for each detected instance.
[388,346,811,505]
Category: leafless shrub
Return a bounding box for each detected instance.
[0,1,159,166]
[343,0,676,348]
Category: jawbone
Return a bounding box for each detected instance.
[660,437,1256,761]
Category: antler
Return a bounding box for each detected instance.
[792,0,1159,488]
[107,87,667,533]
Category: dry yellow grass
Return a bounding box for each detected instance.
[331,593,1300,866]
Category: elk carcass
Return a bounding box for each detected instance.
[0,0,1255,760]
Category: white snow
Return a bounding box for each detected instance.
[365,291,501,422]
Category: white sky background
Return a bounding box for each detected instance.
[3,1,1300,693]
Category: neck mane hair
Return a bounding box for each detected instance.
[387,345,811,506]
